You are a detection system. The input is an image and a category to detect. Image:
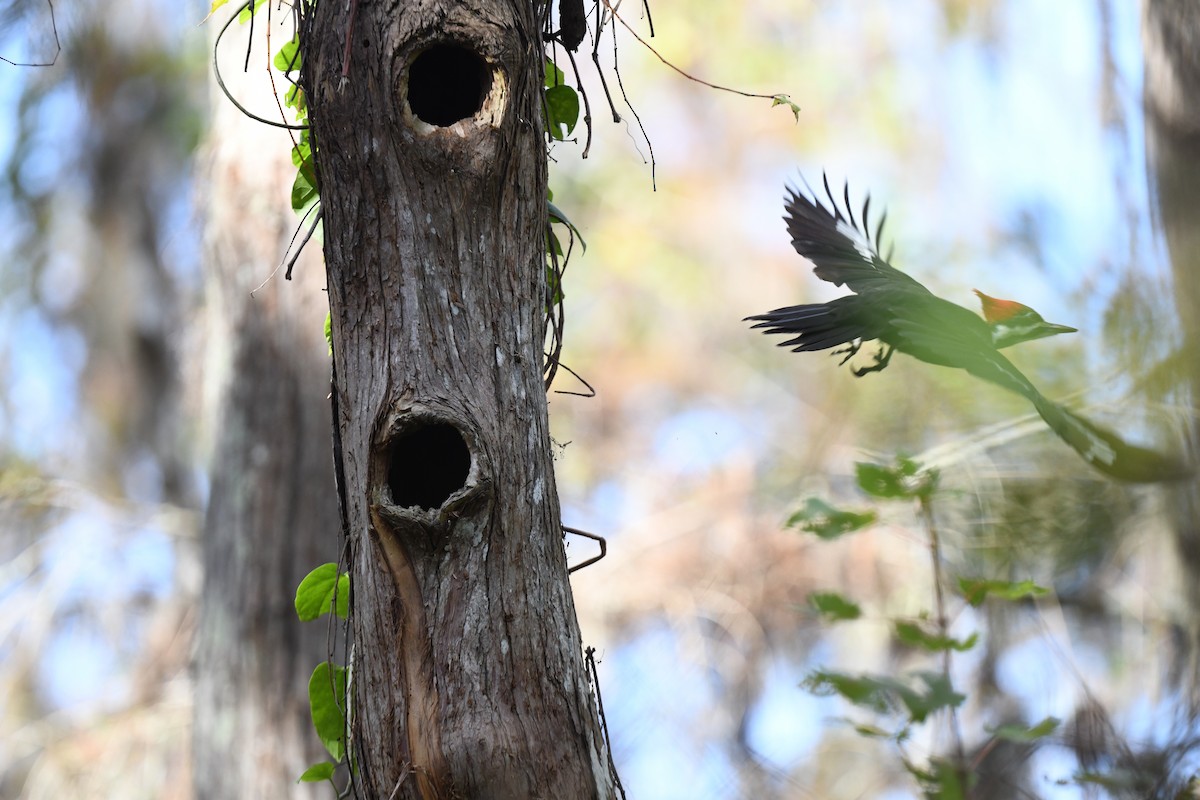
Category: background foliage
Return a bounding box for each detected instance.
[0,0,1195,797]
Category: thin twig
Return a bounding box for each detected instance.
[247,202,321,294]
[213,3,310,130]
[591,1,621,123]
[585,647,627,799]
[265,2,306,152]
[608,9,655,189]
[602,0,787,103]
[564,47,593,158]
[542,223,568,390]
[918,493,967,776]
[285,206,324,279]
[244,0,256,71]
[552,361,596,398]
[639,0,654,37]
[0,0,59,67]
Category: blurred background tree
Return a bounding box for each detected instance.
[0,0,1196,797]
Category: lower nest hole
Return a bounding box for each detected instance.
[387,422,471,510]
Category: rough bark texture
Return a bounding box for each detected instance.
[302,1,614,797]
[193,17,336,799]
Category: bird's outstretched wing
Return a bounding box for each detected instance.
[785,174,928,296]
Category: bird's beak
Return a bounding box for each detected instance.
[1016,321,1077,345]
[991,320,1078,349]
[1042,322,1078,337]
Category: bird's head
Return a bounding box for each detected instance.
[974,290,1078,349]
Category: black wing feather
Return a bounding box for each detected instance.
[784,175,927,296]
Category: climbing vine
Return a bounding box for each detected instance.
[293,562,351,787]
[206,0,797,787]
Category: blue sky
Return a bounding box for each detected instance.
[2,0,1191,796]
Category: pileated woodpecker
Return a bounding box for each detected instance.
[748,176,1191,483]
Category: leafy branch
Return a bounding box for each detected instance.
[294,563,352,789]
[791,456,1060,796]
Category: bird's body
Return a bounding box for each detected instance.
[748,176,1190,483]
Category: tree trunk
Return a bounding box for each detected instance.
[1143,0,1200,661]
[193,16,337,798]
[301,2,615,797]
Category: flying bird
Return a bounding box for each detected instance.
[747,175,1191,483]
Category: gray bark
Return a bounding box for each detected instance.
[302,1,615,796]
[193,17,337,798]
[1143,0,1200,674]
[1143,0,1200,136]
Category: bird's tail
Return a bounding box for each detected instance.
[745,301,868,352]
[960,350,1191,482]
[1030,393,1193,483]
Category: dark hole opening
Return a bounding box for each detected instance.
[388,422,471,510]
[408,44,489,127]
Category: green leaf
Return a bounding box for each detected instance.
[786,497,876,540]
[547,199,587,252]
[803,670,891,714]
[203,0,230,20]
[903,672,966,723]
[291,165,319,213]
[237,0,268,24]
[290,131,317,213]
[855,457,938,500]
[545,264,563,306]
[335,572,349,619]
[807,591,862,622]
[909,758,969,800]
[285,83,306,114]
[958,577,1049,607]
[893,620,978,653]
[544,58,567,88]
[297,761,336,783]
[544,84,580,140]
[852,722,895,739]
[291,130,311,167]
[771,94,801,123]
[803,670,964,724]
[988,716,1060,743]
[309,662,348,761]
[290,135,318,221]
[323,312,332,356]
[274,35,302,72]
[295,563,345,621]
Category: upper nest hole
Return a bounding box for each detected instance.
[408,43,490,127]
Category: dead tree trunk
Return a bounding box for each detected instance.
[301,2,616,797]
[194,17,335,798]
